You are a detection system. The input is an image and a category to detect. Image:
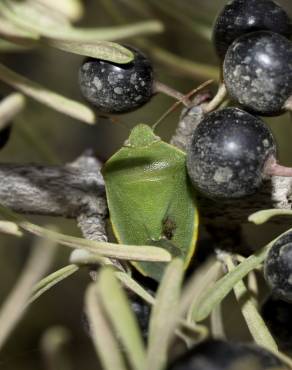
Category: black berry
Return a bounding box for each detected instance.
[79,47,153,114]
[261,296,292,349]
[186,107,276,199]
[213,0,292,60]
[167,340,284,370]
[223,31,292,116]
[264,232,292,303]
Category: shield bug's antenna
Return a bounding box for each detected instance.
[152,80,213,132]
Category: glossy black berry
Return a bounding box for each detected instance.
[261,296,292,349]
[264,232,292,303]
[223,31,292,116]
[186,108,276,199]
[213,0,292,60]
[79,47,153,114]
[167,340,284,370]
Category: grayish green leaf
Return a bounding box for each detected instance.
[191,246,271,322]
[226,256,278,353]
[34,0,84,22]
[44,39,134,62]
[0,92,26,130]
[41,326,72,370]
[147,258,184,370]
[29,265,79,305]
[249,209,292,225]
[115,271,155,305]
[0,238,56,349]
[0,204,171,263]
[0,63,96,124]
[99,268,146,370]
[85,284,127,370]
[0,220,22,237]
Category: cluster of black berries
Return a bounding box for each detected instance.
[187,0,292,200]
[79,0,292,201]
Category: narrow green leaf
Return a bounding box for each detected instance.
[44,39,134,62]
[35,0,84,22]
[226,256,278,353]
[41,326,72,370]
[99,268,146,370]
[0,39,32,52]
[115,271,155,305]
[43,21,164,41]
[0,63,96,124]
[28,265,79,305]
[147,0,211,41]
[249,209,292,225]
[69,249,105,265]
[70,249,155,305]
[0,220,22,237]
[85,284,128,370]
[210,303,225,339]
[180,258,222,318]
[0,238,56,349]
[0,92,26,130]
[138,39,219,81]
[147,258,184,370]
[0,10,39,45]
[191,244,271,322]
[0,204,171,263]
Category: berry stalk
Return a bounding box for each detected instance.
[264,156,292,177]
[152,81,192,107]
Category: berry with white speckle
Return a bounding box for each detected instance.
[264,232,292,303]
[223,31,292,116]
[79,47,153,114]
[186,108,276,199]
[213,0,292,59]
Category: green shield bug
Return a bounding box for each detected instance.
[102,124,199,281]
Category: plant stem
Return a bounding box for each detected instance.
[138,39,219,81]
[264,156,292,177]
[204,83,227,113]
[225,255,278,353]
[153,80,191,106]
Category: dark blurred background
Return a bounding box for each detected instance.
[0,1,292,369]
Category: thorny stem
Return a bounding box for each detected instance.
[153,80,192,107]
[203,83,227,113]
[264,156,292,177]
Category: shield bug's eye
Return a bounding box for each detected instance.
[223,31,292,116]
[213,0,292,60]
[264,232,292,303]
[167,339,284,370]
[186,107,276,199]
[78,46,154,114]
